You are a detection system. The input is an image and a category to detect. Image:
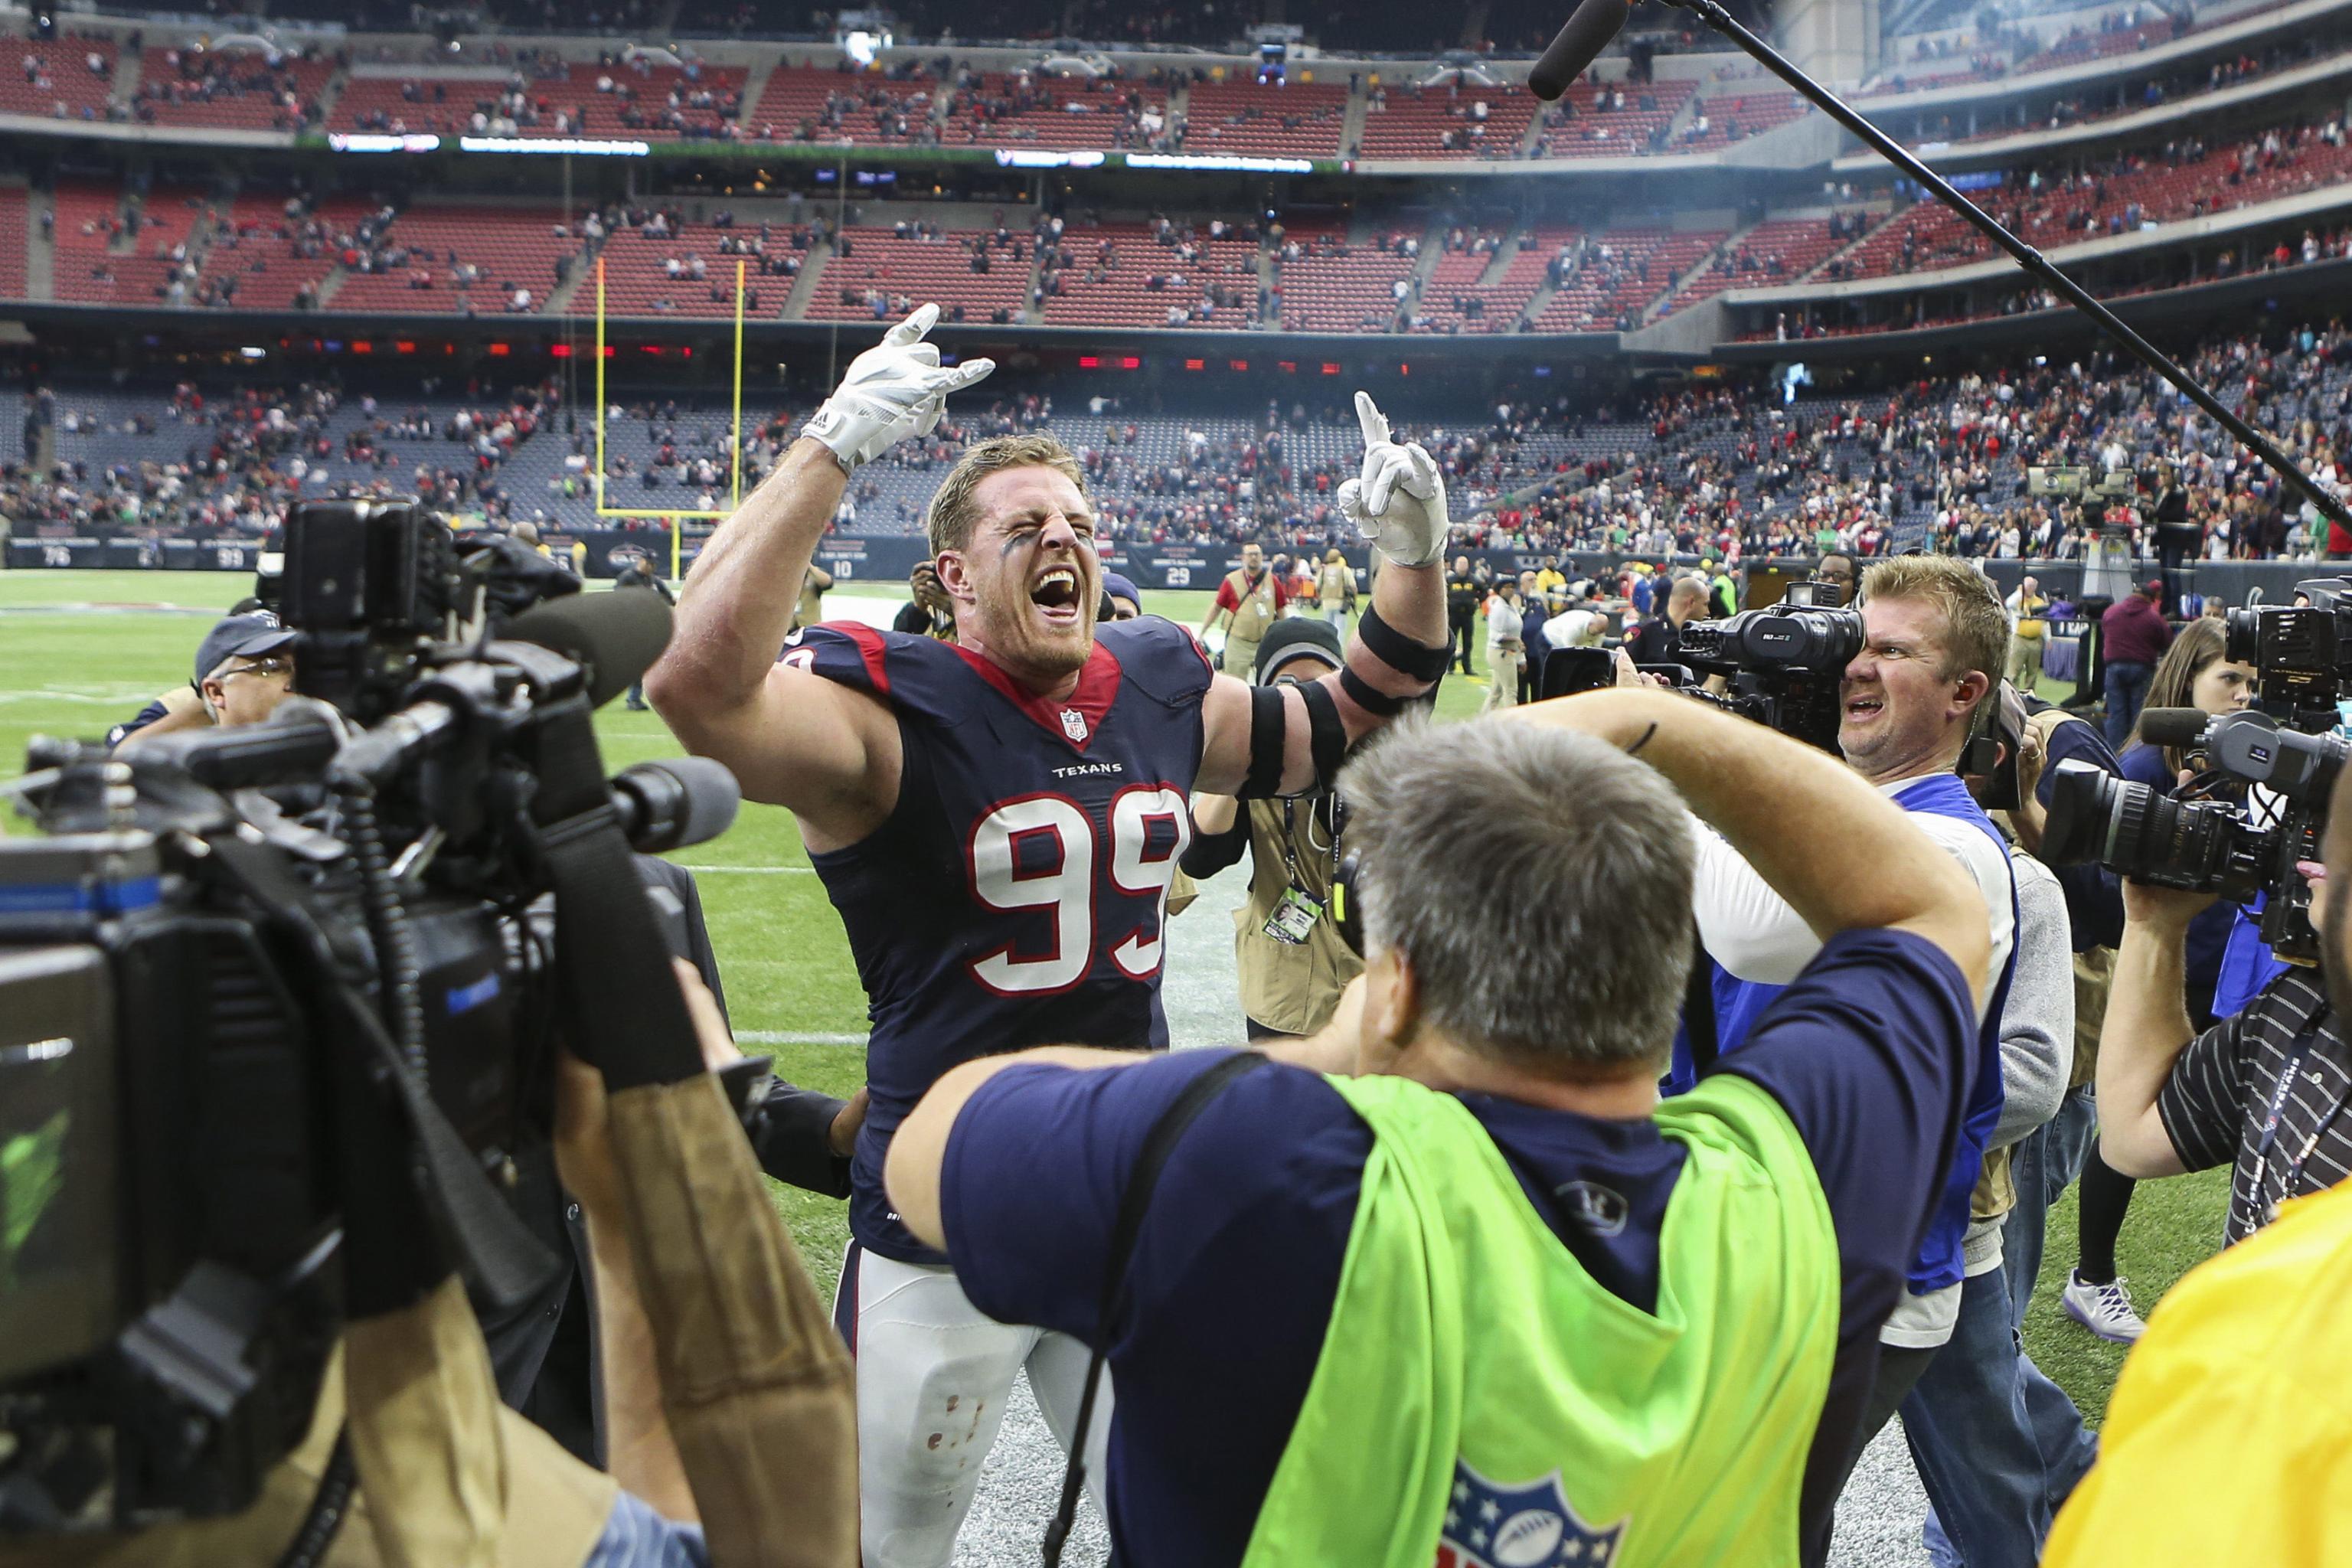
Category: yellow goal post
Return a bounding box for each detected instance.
[591,254,750,580]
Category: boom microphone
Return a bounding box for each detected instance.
[1635,0,2352,534]
[2135,708,2215,750]
[505,588,675,710]
[1528,0,1631,100]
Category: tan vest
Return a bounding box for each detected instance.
[1232,795,1363,1036]
[1222,568,1281,658]
[792,572,826,632]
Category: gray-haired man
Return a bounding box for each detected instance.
[881,693,1989,1566]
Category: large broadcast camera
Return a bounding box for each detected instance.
[0,501,742,1534]
[2038,576,2352,962]
[1672,579,1864,753]
[2223,576,2352,730]
[1547,577,1862,752]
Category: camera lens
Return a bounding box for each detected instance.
[2038,761,2127,866]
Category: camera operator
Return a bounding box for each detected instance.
[1199,541,1287,675]
[1181,619,1362,1040]
[2041,756,2352,1564]
[1815,553,1858,604]
[2095,844,2352,1244]
[1674,557,2027,1506]
[111,611,299,751]
[881,695,1988,1568]
[10,961,854,1568]
[1623,574,1706,668]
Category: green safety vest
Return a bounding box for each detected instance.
[1241,1071,1838,1568]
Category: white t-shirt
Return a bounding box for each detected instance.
[1691,770,2015,1349]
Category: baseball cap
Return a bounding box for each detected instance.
[1254,616,1345,684]
[1101,571,1142,608]
[2143,578,2165,598]
[193,610,295,685]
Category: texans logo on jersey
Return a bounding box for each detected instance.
[1436,1462,1626,1568]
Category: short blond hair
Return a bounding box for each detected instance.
[925,434,1089,558]
[1860,555,2008,694]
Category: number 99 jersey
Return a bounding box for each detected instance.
[784,616,1215,1263]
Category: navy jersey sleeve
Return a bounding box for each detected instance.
[1097,614,1216,709]
[779,620,897,698]
[1716,927,1976,1281]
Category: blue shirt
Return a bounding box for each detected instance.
[941,928,1978,1568]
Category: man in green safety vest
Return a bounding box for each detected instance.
[884,690,1991,1568]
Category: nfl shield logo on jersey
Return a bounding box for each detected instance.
[1436,1461,1626,1568]
[1060,707,1089,743]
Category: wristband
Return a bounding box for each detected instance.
[1357,603,1452,684]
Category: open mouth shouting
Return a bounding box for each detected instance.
[1843,687,1886,726]
[1030,564,1086,627]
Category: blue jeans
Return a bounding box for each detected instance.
[2103,660,2152,750]
[2002,1086,2098,1330]
[1906,1262,2099,1568]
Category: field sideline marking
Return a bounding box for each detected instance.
[738,1030,867,1046]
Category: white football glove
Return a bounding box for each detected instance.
[1334,390,1449,568]
[802,303,997,473]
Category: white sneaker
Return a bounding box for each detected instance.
[2063,1271,2148,1343]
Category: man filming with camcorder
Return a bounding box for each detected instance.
[0,500,856,1567]
[2034,581,2352,1240]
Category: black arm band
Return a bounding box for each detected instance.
[1340,666,1410,717]
[1357,602,1452,684]
[1240,684,1288,799]
[1297,678,1348,792]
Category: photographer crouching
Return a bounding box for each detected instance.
[878,693,1988,1566]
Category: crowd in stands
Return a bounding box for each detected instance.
[11,319,2352,567]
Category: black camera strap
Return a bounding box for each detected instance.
[1044,1050,1270,1566]
[524,699,707,1092]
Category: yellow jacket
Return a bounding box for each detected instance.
[2043,1180,2352,1565]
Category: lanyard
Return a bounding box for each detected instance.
[2249,1038,2350,1223]
[1278,792,1344,892]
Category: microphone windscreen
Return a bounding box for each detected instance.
[506,589,674,709]
[1528,0,1632,100]
[611,757,742,853]
[2135,707,2212,749]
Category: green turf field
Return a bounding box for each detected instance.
[0,569,2230,1426]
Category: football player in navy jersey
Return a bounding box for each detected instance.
[645,304,1452,1567]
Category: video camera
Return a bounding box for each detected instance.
[0,501,741,1534]
[2223,577,2352,730]
[1543,576,1862,753]
[2042,708,2346,962]
[1671,582,1864,753]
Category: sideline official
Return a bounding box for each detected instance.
[882,697,1988,1568]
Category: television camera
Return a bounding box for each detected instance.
[0,501,743,1534]
[2042,707,2345,962]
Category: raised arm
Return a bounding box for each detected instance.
[645,305,991,841]
[2094,881,2216,1177]
[1197,393,1449,796]
[1512,688,1991,1004]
